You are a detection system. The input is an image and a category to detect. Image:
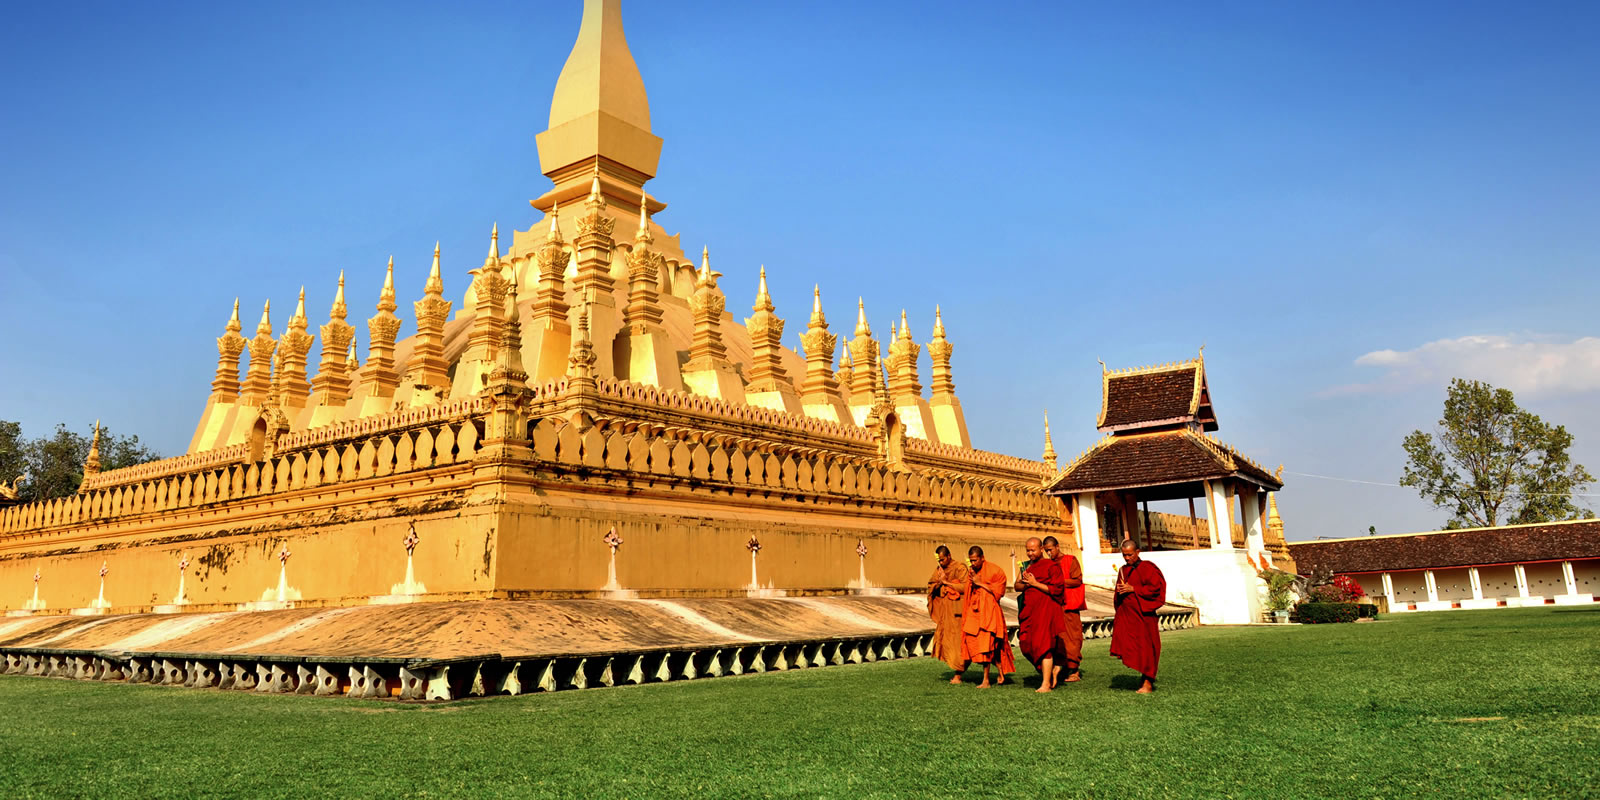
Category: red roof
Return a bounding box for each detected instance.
[1288,519,1600,574]
[1098,360,1217,433]
[1045,429,1282,495]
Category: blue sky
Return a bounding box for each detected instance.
[2,0,1597,540]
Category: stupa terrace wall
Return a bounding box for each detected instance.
[2,383,1069,613]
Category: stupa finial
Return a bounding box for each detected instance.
[257,300,273,337]
[330,271,348,321]
[855,298,872,337]
[227,298,242,334]
[378,257,397,313]
[425,242,443,295]
[753,266,773,312]
[898,309,912,341]
[636,186,652,242]
[487,223,500,264]
[932,305,946,340]
[548,200,563,242]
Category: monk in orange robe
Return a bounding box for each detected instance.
[958,545,1015,688]
[927,545,969,676]
[1109,539,1167,693]
[1014,537,1066,692]
[1043,535,1085,684]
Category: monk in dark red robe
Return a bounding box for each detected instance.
[1109,539,1166,693]
[1043,535,1084,684]
[927,545,969,677]
[1014,537,1065,692]
[958,545,1015,688]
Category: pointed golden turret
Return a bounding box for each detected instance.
[532,202,571,325]
[276,287,315,410]
[887,309,922,401]
[680,247,743,402]
[566,290,599,392]
[573,162,617,299]
[623,186,665,330]
[241,300,277,403]
[211,298,247,399]
[490,270,528,385]
[798,285,850,423]
[846,298,882,419]
[463,224,512,385]
[82,420,102,481]
[360,257,403,405]
[313,272,356,407]
[535,0,662,211]
[926,304,971,447]
[402,244,453,400]
[1041,411,1058,480]
[687,247,728,363]
[345,340,359,371]
[836,348,855,402]
[482,267,535,459]
[743,266,800,414]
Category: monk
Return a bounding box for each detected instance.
[1014,537,1065,693]
[958,545,1015,688]
[927,545,969,679]
[1042,535,1085,684]
[1109,539,1167,693]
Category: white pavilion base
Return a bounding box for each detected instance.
[1414,600,1455,612]
[1505,596,1546,607]
[70,607,109,617]
[1459,598,1500,610]
[1084,547,1263,625]
[1553,593,1595,606]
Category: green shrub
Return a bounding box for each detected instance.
[1294,602,1360,624]
[1356,603,1379,619]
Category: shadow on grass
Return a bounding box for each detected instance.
[1108,674,1145,691]
[1551,606,1600,613]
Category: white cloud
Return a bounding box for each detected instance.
[1344,334,1600,397]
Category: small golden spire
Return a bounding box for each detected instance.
[290,287,307,327]
[425,243,443,295]
[855,298,871,337]
[932,305,946,339]
[330,271,348,321]
[257,300,273,336]
[636,186,652,243]
[227,298,242,334]
[1043,410,1057,463]
[898,309,912,341]
[378,257,397,312]
[753,266,773,312]
[345,339,359,369]
[548,200,563,242]
[588,161,605,206]
[699,246,712,283]
[487,223,500,263]
[810,285,826,325]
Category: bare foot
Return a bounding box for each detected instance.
[1064,672,1082,683]
[949,675,963,685]
[1035,686,1052,694]
[976,680,991,689]
[1051,665,1062,683]
[1136,681,1154,694]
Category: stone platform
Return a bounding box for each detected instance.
[0,589,1198,700]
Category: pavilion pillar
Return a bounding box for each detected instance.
[1204,480,1233,549]
[1514,564,1530,598]
[1381,572,1395,601]
[1562,561,1578,596]
[1074,492,1099,554]
[1424,570,1439,603]
[1239,486,1265,567]
[1469,567,1483,601]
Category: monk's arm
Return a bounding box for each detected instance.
[1062,558,1083,590]
[1135,568,1167,610]
[1040,560,1065,600]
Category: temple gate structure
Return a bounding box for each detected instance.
[1045,356,1290,624]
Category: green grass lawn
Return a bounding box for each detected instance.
[1,607,1596,799]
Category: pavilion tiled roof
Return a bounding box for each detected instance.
[1044,429,1282,495]
[1287,519,1600,575]
[1097,358,1217,433]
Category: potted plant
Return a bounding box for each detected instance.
[1259,569,1298,623]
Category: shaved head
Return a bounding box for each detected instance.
[1025,537,1042,548]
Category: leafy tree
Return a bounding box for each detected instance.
[1401,379,1594,529]
[0,421,161,503]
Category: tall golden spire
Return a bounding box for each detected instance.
[537,0,662,202]
[572,162,617,297]
[532,203,570,325]
[624,185,664,330]
[744,266,792,396]
[212,298,247,399]
[887,310,922,401]
[277,287,315,409]
[82,420,102,479]
[467,224,512,372]
[241,300,277,403]
[361,257,403,401]
[687,247,727,362]
[313,272,356,406]
[1042,411,1057,469]
[847,298,880,402]
[799,285,848,421]
[567,290,599,391]
[928,305,956,397]
[404,243,453,396]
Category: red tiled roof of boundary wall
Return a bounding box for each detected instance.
[1288,519,1600,575]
